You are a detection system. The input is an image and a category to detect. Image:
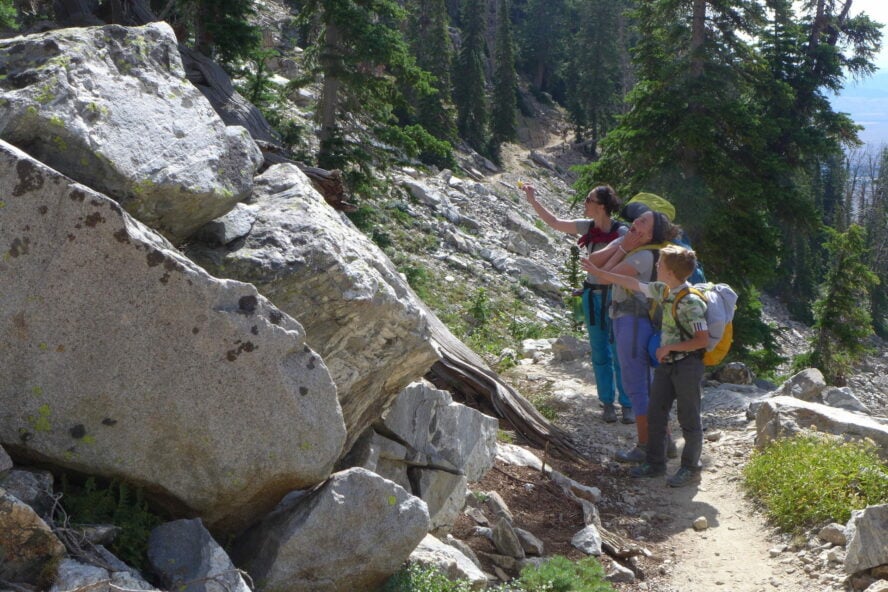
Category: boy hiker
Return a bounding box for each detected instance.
[582,244,708,487]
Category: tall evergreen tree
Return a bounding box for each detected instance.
[298,0,433,172]
[515,0,566,94]
[806,225,878,385]
[188,0,260,64]
[490,0,518,155]
[406,0,458,142]
[575,0,881,358]
[560,0,626,143]
[866,147,888,338]
[453,0,488,153]
[761,0,880,321]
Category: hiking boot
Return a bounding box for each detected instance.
[629,463,666,478]
[667,466,702,488]
[620,406,635,424]
[615,444,646,463]
[666,436,679,459]
[602,404,618,423]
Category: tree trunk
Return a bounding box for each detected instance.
[179,45,279,144]
[107,0,158,26]
[690,0,706,78]
[317,21,343,153]
[53,0,103,25]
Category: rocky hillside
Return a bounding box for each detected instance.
[1,6,887,592]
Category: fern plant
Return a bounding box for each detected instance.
[59,476,164,569]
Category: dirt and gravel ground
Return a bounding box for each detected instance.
[451,353,845,592]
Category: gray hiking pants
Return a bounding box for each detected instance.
[646,354,705,470]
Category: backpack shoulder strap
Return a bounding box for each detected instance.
[672,286,704,340]
[626,242,669,256]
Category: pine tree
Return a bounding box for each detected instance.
[559,0,626,143]
[574,0,881,359]
[490,0,518,157]
[406,0,458,142]
[515,0,566,94]
[807,225,878,385]
[866,147,888,338]
[298,0,434,173]
[452,0,488,153]
[191,0,260,65]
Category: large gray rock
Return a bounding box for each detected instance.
[0,468,55,519]
[712,362,755,385]
[503,209,550,250]
[778,368,827,402]
[0,141,345,534]
[380,382,498,482]
[755,396,888,458]
[0,23,262,244]
[187,164,438,453]
[49,558,157,592]
[844,505,888,574]
[232,468,430,592]
[0,444,11,472]
[702,384,771,413]
[408,534,488,590]
[352,381,497,533]
[148,519,251,592]
[822,386,871,414]
[0,488,66,586]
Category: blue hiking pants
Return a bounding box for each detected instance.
[583,289,630,408]
[613,314,654,416]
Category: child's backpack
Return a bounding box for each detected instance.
[672,283,738,366]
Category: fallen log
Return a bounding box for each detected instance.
[421,304,587,464]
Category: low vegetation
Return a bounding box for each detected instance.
[742,433,888,532]
[57,476,164,569]
[382,557,616,591]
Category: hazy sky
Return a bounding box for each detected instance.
[831,0,888,146]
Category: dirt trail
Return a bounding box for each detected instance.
[634,429,814,592]
[499,356,835,592]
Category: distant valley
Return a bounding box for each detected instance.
[832,70,888,148]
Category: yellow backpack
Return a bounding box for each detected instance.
[672,283,738,367]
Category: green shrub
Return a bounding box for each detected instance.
[382,556,615,591]
[347,204,380,232]
[527,393,559,422]
[743,433,888,532]
[401,263,432,299]
[58,476,164,569]
[508,319,544,341]
[497,429,516,444]
[515,555,616,591]
[468,288,492,328]
[0,0,17,30]
[381,563,476,592]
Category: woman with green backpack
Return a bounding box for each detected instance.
[585,209,681,462]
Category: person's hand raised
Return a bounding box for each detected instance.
[521,182,536,202]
